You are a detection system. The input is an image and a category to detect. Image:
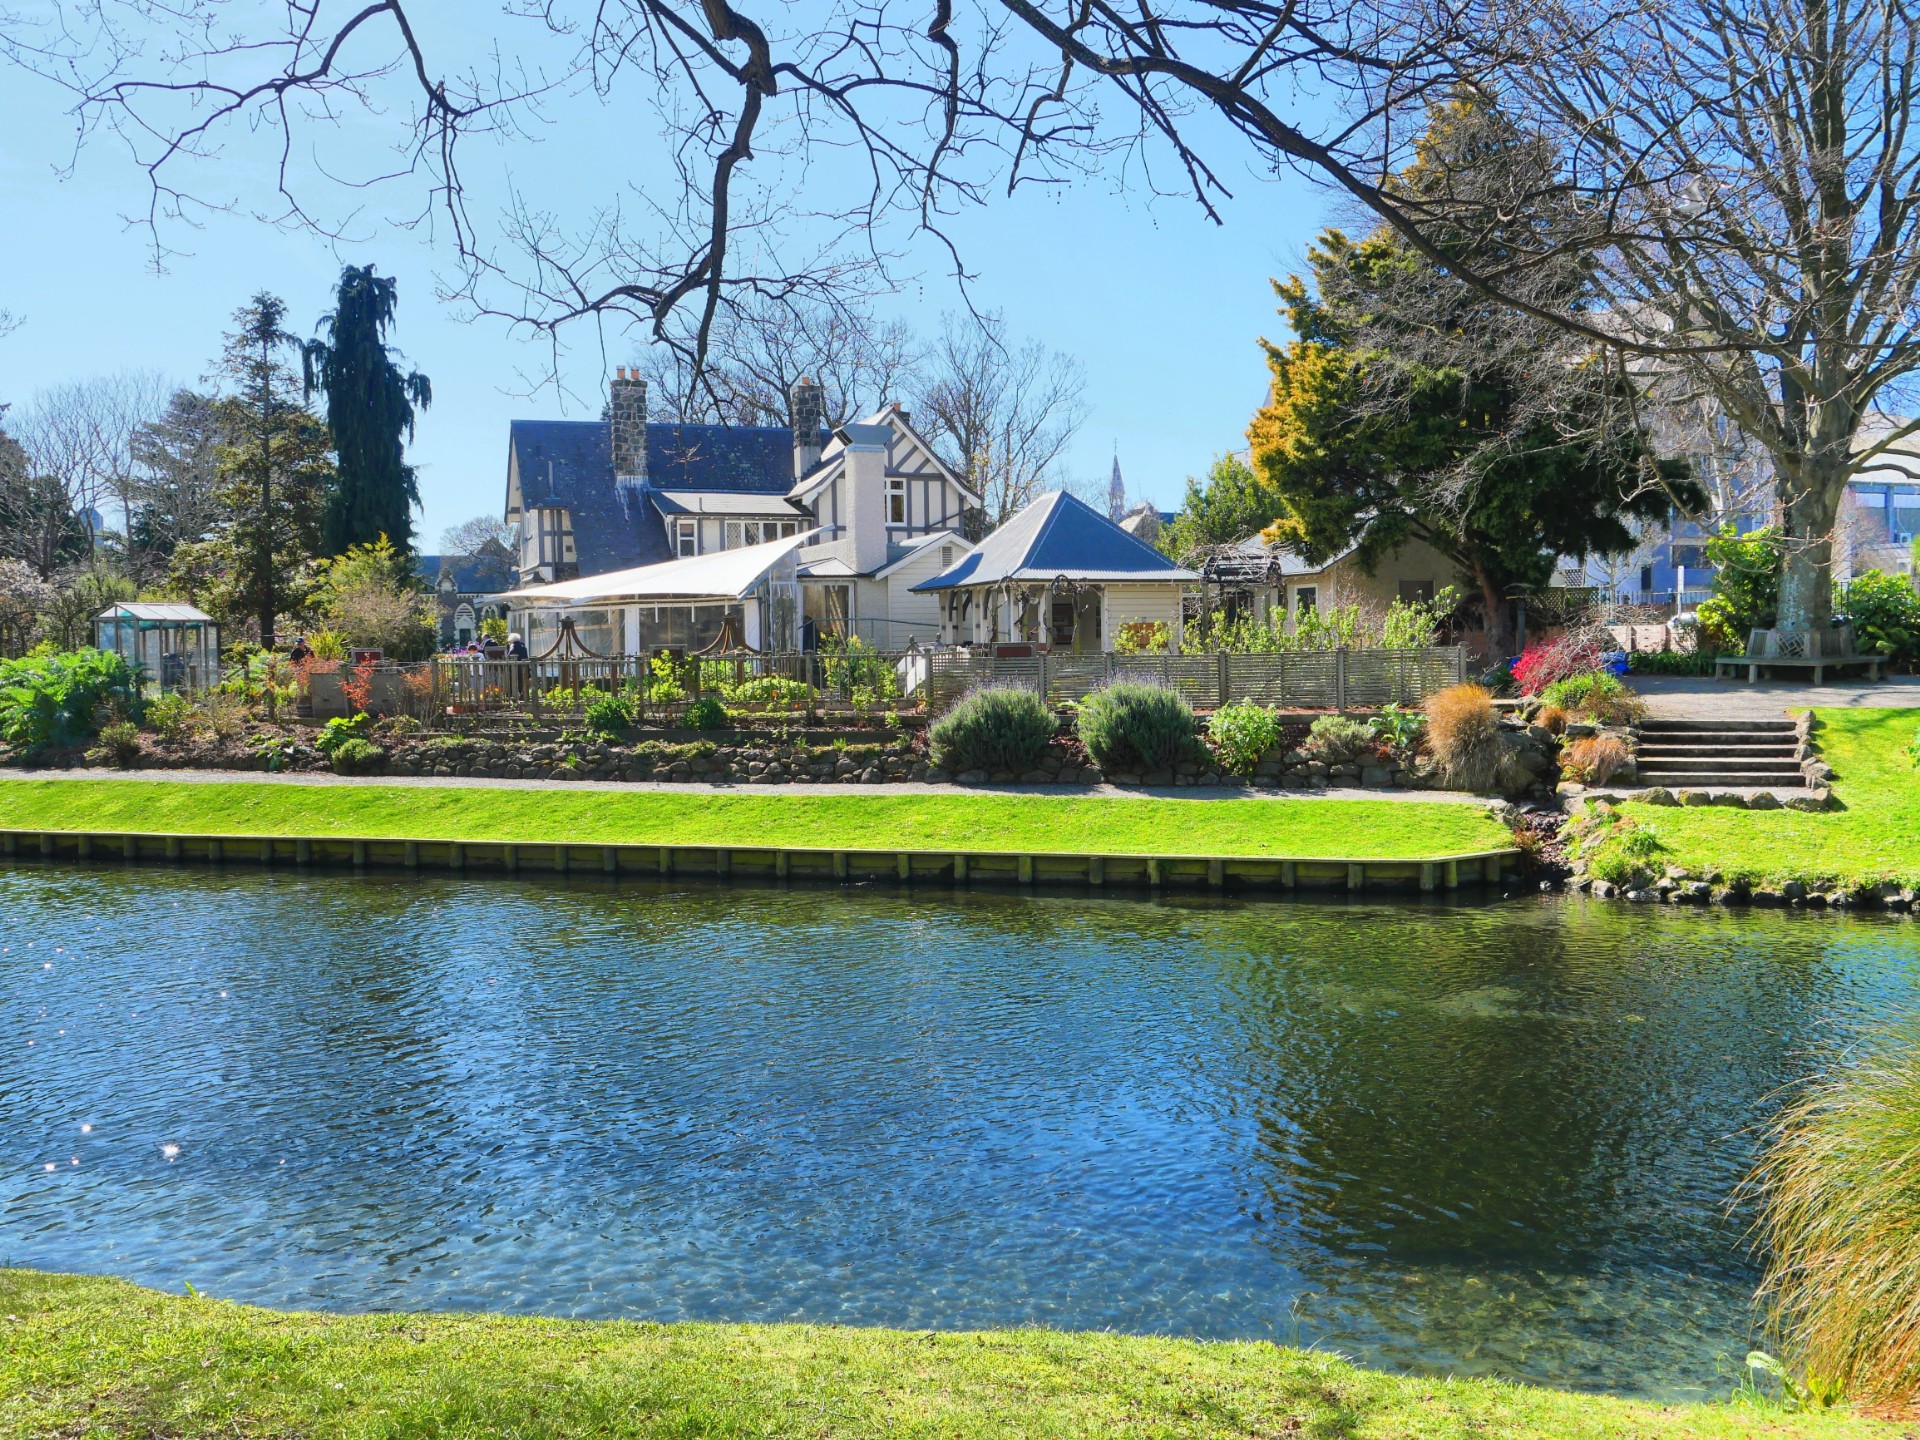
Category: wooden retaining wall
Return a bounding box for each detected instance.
[0,827,1520,895]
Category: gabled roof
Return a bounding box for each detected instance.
[502,530,816,605]
[874,529,968,580]
[912,491,1198,591]
[98,601,214,623]
[416,550,517,594]
[507,418,797,574]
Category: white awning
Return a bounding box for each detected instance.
[500,530,816,606]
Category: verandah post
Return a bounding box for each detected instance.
[1336,647,1349,715]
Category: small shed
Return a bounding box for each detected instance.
[93,602,220,690]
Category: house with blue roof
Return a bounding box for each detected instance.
[914,491,1199,651]
[503,370,982,649]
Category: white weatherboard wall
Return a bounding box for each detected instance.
[1101,583,1186,651]
[885,541,966,636]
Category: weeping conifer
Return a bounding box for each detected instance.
[302,266,431,558]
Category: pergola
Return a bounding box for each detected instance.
[93,602,220,690]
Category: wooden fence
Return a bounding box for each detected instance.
[310,644,1469,722]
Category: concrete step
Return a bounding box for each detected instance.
[1636,744,1801,758]
[1638,719,1797,734]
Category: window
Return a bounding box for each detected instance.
[887,475,907,525]
[1397,580,1435,604]
[676,519,698,558]
[1293,585,1318,614]
[940,545,953,568]
[1639,564,1655,592]
[1672,545,1706,570]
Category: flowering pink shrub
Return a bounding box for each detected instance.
[1512,633,1609,695]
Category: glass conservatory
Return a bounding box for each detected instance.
[93,602,220,690]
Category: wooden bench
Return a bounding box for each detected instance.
[1715,652,1886,683]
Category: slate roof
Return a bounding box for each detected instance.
[913,491,1197,591]
[509,418,796,574]
[416,552,517,594]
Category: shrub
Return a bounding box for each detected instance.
[1750,1013,1920,1411]
[311,535,438,661]
[1840,570,1920,664]
[1583,819,1663,886]
[685,695,728,730]
[1535,703,1569,736]
[315,713,374,756]
[583,692,635,736]
[1627,649,1722,677]
[306,629,349,662]
[1112,621,1170,654]
[1076,683,1198,773]
[1304,714,1375,765]
[1207,701,1282,776]
[0,646,142,756]
[929,685,1056,773]
[329,736,387,775]
[1561,734,1630,785]
[1512,632,1609,694]
[1424,683,1503,791]
[88,720,142,767]
[1540,671,1646,725]
[1697,525,1782,651]
[728,675,815,711]
[480,616,510,645]
[143,691,192,742]
[1370,701,1425,751]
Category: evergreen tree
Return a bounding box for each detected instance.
[1160,454,1284,561]
[127,388,227,577]
[302,265,431,558]
[1247,101,1701,652]
[166,297,335,643]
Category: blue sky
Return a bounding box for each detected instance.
[0,26,1337,548]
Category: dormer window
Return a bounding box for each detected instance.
[676,519,698,558]
[887,475,906,525]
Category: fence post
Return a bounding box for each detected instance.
[1455,645,1467,685]
[1039,650,1049,704]
[1336,647,1348,715]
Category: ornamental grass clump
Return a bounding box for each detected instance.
[1561,734,1630,785]
[1207,701,1282,776]
[929,685,1055,773]
[1751,1016,1920,1411]
[1076,682,1197,773]
[1423,683,1502,791]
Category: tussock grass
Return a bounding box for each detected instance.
[1754,1016,1920,1412]
[1424,683,1502,791]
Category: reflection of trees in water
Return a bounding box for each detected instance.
[1203,901,1898,1349]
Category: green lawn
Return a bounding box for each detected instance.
[0,777,1511,859]
[1621,709,1920,887]
[0,1271,1897,1440]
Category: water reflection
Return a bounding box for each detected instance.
[2,867,1915,1399]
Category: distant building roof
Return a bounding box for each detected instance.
[650,490,807,517]
[416,550,517,594]
[913,491,1197,591]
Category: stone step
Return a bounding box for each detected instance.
[1636,743,1801,758]
[1638,718,1797,733]
[1637,772,1810,789]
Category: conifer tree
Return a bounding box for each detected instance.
[302,266,431,559]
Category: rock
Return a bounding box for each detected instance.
[1360,765,1393,787]
[1626,887,1658,903]
[1784,789,1830,812]
[1019,769,1053,784]
[955,768,989,785]
[1710,791,1750,808]
[1635,787,1679,806]
[1683,881,1712,902]
[1747,791,1783,810]
[1590,879,1615,898]
[1751,889,1784,906]
[1565,722,1598,738]
[1678,789,1711,807]
[1783,880,1808,902]
[1556,780,1587,798]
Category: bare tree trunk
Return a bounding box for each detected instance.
[1472,558,1511,657]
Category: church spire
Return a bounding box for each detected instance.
[1108,450,1125,521]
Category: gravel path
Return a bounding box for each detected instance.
[0,766,1490,806]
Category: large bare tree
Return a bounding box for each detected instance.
[916,310,1087,526]
[1466,0,1920,631]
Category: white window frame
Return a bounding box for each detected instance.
[676,519,698,558]
[886,475,907,525]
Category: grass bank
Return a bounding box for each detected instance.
[0,777,1510,859]
[1618,710,1920,887]
[0,1271,1897,1439]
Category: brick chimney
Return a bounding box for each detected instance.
[790,376,826,480]
[611,367,648,480]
